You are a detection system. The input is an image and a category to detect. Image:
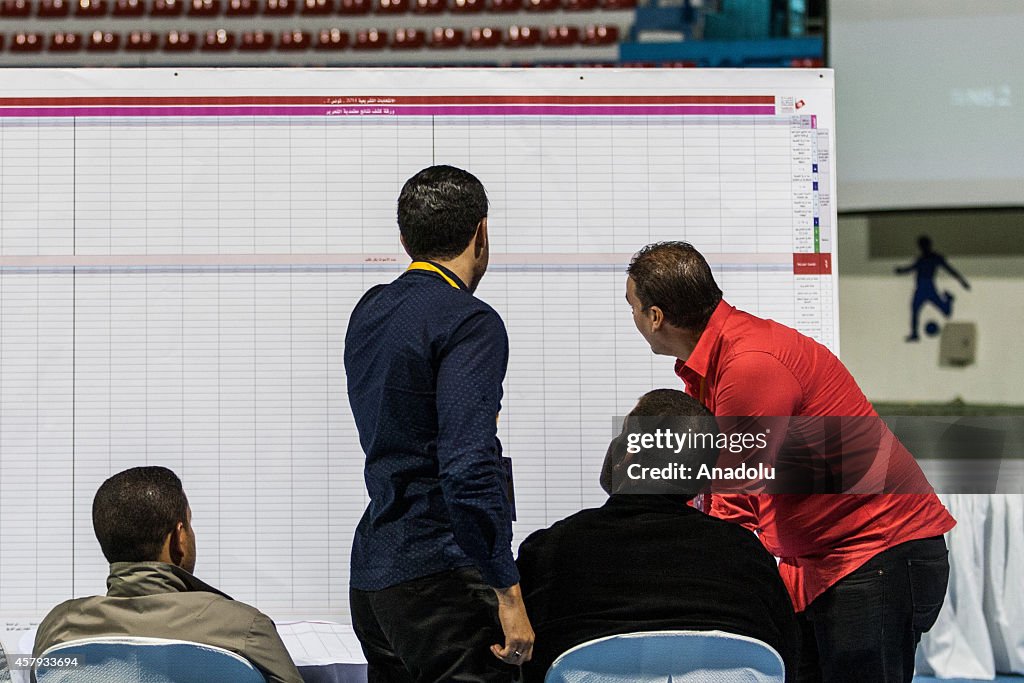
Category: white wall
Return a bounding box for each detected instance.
[830,0,1024,211]
[837,215,1024,404]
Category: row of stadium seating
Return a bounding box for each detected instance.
[0,24,619,51]
[0,0,631,63]
[0,0,636,17]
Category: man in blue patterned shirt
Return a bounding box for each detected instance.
[345,165,534,682]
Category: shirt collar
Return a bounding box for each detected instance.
[106,561,232,600]
[405,260,468,290]
[675,299,735,381]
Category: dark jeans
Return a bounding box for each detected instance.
[796,536,950,683]
[351,567,519,683]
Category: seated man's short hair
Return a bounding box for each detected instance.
[92,466,189,564]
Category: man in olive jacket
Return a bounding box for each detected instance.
[33,467,302,683]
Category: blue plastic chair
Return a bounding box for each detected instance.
[544,629,785,683]
[35,636,267,683]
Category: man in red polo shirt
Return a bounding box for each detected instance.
[624,241,955,683]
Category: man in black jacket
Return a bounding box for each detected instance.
[516,389,799,682]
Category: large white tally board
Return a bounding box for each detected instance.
[0,68,837,622]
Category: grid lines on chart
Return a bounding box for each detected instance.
[0,102,835,620]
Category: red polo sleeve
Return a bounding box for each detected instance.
[710,351,803,532]
[713,351,803,419]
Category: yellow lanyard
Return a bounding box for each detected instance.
[406,261,460,289]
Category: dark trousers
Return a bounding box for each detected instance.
[351,567,519,683]
[796,536,950,683]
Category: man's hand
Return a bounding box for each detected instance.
[490,583,535,665]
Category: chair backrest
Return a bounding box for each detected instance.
[35,636,267,683]
[544,630,785,683]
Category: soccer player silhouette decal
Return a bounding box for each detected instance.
[895,235,971,342]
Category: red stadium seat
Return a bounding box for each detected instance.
[240,29,273,49]
[451,0,483,12]
[338,0,370,13]
[581,23,617,44]
[429,26,463,47]
[190,0,221,15]
[0,35,4,50]
[302,0,333,13]
[600,0,634,8]
[412,0,445,14]
[353,28,387,49]
[227,0,258,14]
[524,0,558,11]
[202,28,235,49]
[392,27,425,48]
[542,24,578,45]
[563,0,595,9]
[0,0,31,18]
[277,29,310,48]
[87,30,120,50]
[263,0,295,13]
[49,31,83,51]
[467,26,501,47]
[151,0,184,15]
[164,29,197,50]
[38,1,71,17]
[76,0,108,15]
[505,24,539,45]
[488,0,520,13]
[112,0,144,15]
[125,30,159,50]
[315,27,348,49]
[376,0,408,13]
[11,32,43,51]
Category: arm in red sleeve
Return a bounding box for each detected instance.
[709,351,803,531]
[713,351,802,420]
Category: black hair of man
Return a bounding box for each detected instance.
[600,388,720,497]
[397,165,489,261]
[627,241,723,330]
[92,466,189,564]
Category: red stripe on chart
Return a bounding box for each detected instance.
[0,95,775,107]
